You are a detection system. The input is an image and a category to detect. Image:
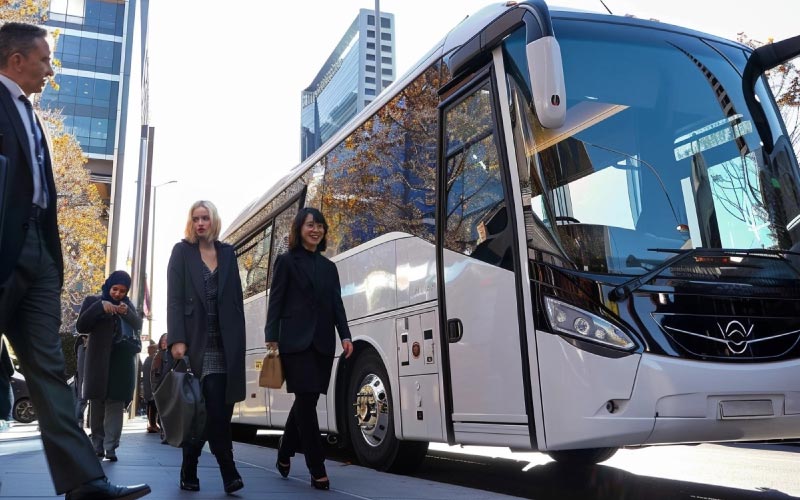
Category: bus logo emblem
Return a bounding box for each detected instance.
[717,320,754,355]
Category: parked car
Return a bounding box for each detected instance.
[9,372,36,424]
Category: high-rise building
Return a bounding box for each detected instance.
[41,0,139,269]
[301,8,396,161]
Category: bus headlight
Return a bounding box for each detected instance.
[544,297,636,351]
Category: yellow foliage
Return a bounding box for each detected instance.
[42,110,108,333]
[0,0,49,23]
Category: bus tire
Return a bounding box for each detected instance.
[547,447,618,465]
[346,349,428,472]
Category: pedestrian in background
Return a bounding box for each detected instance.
[141,342,159,433]
[265,207,354,491]
[150,333,172,443]
[166,200,246,493]
[76,270,141,463]
[0,22,149,500]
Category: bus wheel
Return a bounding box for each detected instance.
[346,350,428,472]
[547,447,618,465]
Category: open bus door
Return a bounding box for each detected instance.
[437,69,533,447]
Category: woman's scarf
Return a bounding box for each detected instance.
[101,270,132,305]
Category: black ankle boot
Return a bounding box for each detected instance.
[180,445,200,491]
[180,463,200,491]
[215,450,243,494]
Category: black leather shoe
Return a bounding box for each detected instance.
[180,463,200,491]
[105,451,118,462]
[223,477,244,494]
[310,476,330,490]
[179,478,200,491]
[65,477,150,500]
[276,459,290,478]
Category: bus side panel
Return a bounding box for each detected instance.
[328,235,441,439]
[238,294,269,426]
[339,239,397,319]
[537,332,649,449]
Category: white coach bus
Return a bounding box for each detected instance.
[223,0,800,471]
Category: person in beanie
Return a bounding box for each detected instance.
[76,270,142,462]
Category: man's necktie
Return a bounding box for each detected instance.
[18,95,49,209]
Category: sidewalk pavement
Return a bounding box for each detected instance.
[0,418,520,499]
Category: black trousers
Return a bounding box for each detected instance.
[279,392,325,477]
[183,373,234,460]
[0,218,103,493]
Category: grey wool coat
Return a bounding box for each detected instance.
[76,296,142,403]
[166,240,246,404]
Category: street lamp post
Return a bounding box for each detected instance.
[148,180,177,340]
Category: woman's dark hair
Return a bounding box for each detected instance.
[288,207,328,252]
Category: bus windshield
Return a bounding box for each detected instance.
[513,19,800,277]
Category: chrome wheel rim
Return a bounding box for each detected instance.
[353,373,389,447]
[15,399,36,423]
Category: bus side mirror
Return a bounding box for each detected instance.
[526,36,567,129]
[742,34,800,154]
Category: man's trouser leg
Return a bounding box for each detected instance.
[2,221,103,494]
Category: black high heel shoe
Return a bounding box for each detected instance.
[276,460,290,478]
[310,476,330,490]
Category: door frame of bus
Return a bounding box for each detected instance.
[436,64,538,448]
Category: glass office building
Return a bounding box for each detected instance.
[301,9,396,161]
[41,0,137,248]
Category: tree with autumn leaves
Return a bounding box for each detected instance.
[43,111,108,335]
[0,0,49,24]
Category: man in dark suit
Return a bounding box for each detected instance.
[0,22,150,499]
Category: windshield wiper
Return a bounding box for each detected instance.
[609,248,700,301]
[608,248,800,302]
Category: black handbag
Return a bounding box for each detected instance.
[114,314,142,355]
[152,358,206,447]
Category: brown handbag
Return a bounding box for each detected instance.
[258,348,284,389]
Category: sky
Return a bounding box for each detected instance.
[121,0,798,339]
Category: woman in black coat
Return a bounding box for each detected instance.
[76,270,142,462]
[265,207,353,490]
[166,200,246,494]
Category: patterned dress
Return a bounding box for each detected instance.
[202,262,226,377]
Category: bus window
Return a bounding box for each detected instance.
[235,223,273,299]
[321,65,440,257]
[268,203,299,286]
[443,81,512,270]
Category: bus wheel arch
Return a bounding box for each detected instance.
[547,447,619,465]
[344,347,427,472]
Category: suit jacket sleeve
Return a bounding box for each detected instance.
[166,242,188,346]
[76,296,106,333]
[264,253,288,343]
[331,262,351,341]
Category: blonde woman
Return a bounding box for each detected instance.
[166,200,246,493]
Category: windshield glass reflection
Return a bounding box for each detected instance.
[509,21,800,277]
